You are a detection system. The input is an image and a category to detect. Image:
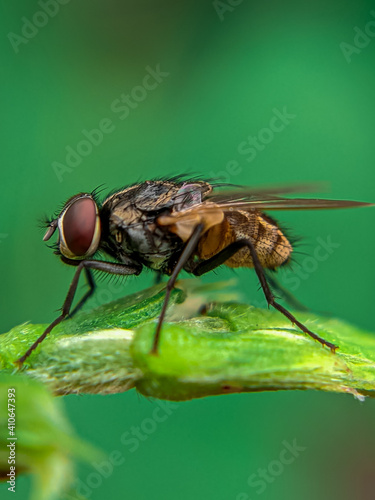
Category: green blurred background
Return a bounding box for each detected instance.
[1,1,375,499]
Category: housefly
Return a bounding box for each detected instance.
[16,177,373,366]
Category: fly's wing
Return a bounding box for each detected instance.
[206,182,327,203]
[214,198,374,211]
[157,189,373,241]
[206,183,373,210]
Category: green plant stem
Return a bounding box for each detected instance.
[1,283,375,401]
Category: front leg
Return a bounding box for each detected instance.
[150,223,204,355]
[67,267,96,318]
[16,259,142,367]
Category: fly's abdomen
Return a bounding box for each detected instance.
[254,213,292,268]
[197,210,292,270]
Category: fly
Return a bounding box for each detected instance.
[16,177,373,366]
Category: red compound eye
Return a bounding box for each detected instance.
[62,197,98,256]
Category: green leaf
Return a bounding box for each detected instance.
[1,281,375,400]
[0,374,99,500]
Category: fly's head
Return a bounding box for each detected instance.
[43,193,101,260]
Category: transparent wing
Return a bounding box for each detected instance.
[214,198,373,211]
[204,183,372,211]
[154,183,373,233]
[207,182,327,204]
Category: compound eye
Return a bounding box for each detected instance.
[61,197,100,257]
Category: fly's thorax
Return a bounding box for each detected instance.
[102,203,182,271]
[99,179,213,270]
[102,179,212,214]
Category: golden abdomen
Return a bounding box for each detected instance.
[197,210,292,270]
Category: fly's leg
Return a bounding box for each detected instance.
[150,224,204,355]
[15,260,142,368]
[264,270,309,313]
[192,238,338,353]
[67,268,96,318]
